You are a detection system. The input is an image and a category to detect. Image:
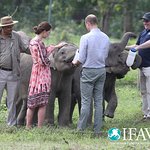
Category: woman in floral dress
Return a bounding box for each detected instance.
[26,21,65,128]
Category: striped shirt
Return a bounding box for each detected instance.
[78,28,110,68]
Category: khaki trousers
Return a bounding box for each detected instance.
[140,67,150,117]
[0,69,19,126]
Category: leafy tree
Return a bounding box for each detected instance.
[1,0,150,38]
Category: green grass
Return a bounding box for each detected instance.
[0,69,150,149]
[1,70,150,148]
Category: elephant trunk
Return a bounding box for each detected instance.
[119,32,136,51]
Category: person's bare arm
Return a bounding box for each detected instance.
[135,40,150,50]
[125,44,137,50]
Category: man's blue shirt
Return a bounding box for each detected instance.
[78,28,110,68]
[136,29,150,67]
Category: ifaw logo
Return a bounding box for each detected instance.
[108,128,121,141]
[108,128,150,141]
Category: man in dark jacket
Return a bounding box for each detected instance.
[126,12,150,120]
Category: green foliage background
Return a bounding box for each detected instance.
[0,0,150,38]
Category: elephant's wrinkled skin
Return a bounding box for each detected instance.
[45,44,78,126]
[70,32,142,121]
[16,43,78,126]
[104,32,141,118]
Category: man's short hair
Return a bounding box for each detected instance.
[85,14,98,25]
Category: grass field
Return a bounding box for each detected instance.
[0,68,150,149]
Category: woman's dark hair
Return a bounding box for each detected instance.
[33,21,52,34]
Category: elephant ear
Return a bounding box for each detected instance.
[131,54,142,70]
[17,31,31,54]
[106,43,122,67]
[48,49,58,70]
[17,31,31,45]
[106,32,137,67]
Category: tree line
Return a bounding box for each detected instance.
[1,0,150,38]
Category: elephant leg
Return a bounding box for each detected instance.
[16,97,23,119]
[74,88,81,122]
[102,99,105,120]
[17,98,27,126]
[69,93,77,124]
[70,92,82,124]
[104,87,117,118]
[104,74,117,118]
[86,98,105,123]
[45,94,56,126]
[77,98,81,115]
[58,92,71,126]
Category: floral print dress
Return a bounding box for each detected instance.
[27,38,55,109]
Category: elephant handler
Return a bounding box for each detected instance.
[72,14,110,136]
[0,16,30,126]
[126,12,150,121]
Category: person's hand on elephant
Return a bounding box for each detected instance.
[72,49,79,64]
[71,49,81,68]
[55,42,68,49]
[47,42,68,54]
[71,62,78,68]
[47,45,56,53]
[71,61,81,68]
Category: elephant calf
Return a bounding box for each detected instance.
[16,43,78,126]
[70,32,142,123]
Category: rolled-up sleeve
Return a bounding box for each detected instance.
[78,35,87,64]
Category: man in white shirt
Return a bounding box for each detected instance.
[72,14,110,136]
